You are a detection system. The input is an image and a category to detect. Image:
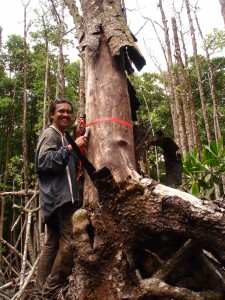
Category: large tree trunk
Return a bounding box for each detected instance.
[83,36,139,205]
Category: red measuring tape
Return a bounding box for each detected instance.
[86,117,133,128]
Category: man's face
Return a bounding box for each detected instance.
[50,103,72,132]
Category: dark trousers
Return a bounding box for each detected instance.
[36,203,76,299]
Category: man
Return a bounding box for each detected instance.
[150,130,183,187]
[35,99,88,299]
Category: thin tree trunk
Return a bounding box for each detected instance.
[64,0,83,41]
[184,0,212,143]
[194,9,221,142]
[171,16,194,151]
[158,0,188,154]
[0,196,5,269]
[0,27,2,51]
[22,0,30,192]
[149,18,180,147]
[42,16,50,129]
[219,0,225,27]
[177,12,201,150]
[50,0,66,99]
[64,0,85,116]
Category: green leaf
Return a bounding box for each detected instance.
[191,181,200,196]
[205,187,215,199]
[204,174,211,182]
[217,137,223,155]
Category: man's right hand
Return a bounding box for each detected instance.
[75,136,88,148]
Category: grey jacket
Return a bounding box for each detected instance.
[35,127,80,223]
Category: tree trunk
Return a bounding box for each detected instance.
[78,0,145,205]
[219,0,225,27]
[0,196,5,269]
[50,0,66,99]
[171,17,194,151]
[22,0,29,192]
[42,15,50,129]
[194,9,221,143]
[177,12,201,150]
[83,35,139,205]
[0,26,2,51]
[184,0,212,144]
[64,0,86,116]
[158,0,188,154]
[149,18,180,148]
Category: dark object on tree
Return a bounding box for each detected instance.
[127,79,140,121]
[126,45,146,71]
[65,131,111,182]
[150,130,183,187]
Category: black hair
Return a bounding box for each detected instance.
[155,130,164,137]
[48,99,73,124]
